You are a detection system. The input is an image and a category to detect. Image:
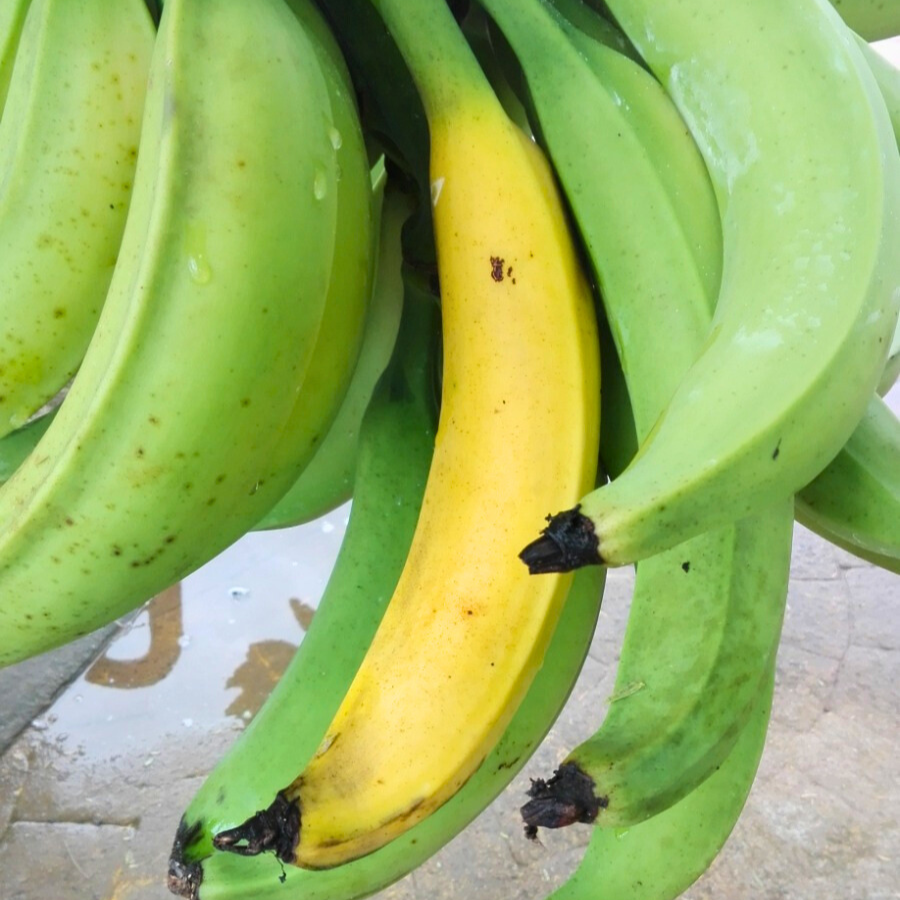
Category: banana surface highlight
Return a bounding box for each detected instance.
[0,0,153,434]
[480,0,792,833]
[216,0,600,870]
[0,0,340,668]
[0,0,30,110]
[524,0,900,569]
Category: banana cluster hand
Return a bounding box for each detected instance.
[0,1,895,899]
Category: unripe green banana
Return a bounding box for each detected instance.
[480,0,792,834]
[550,670,775,900]
[246,0,376,527]
[523,0,900,570]
[256,163,402,530]
[0,0,341,668]
[796,394,900,573]
[0,0,153,434]
[0,0,30,110]
[830,0,900,40]
[0,410,54,484]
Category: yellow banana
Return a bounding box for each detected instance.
[213,0,600,871]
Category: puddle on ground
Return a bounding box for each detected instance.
[30,506,350,765]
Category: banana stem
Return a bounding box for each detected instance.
[368,0,497,124]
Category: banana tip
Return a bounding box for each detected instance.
[211,791,300,864]
[167,818,203,898]
[519,506,601,573]
[520,763,607,838]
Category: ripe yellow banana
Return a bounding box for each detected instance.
[213,0,600,870]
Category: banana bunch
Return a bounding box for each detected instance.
[0,0,895,898]
[0,0,377,667]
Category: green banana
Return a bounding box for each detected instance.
[795,394,900,573]
[0,0,153,434]
[830,0,900,40]
[0,409,54,484]
[522,0,900,570]
[478,0,792,834]
[0,0,30,111]
[256,163,401,530]
[0,0,342,668]
[247,0,376,529]
[169,268,439,888]
[550,670,775,900]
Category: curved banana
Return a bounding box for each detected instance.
[170,266,440,894]
[213,0,600,871]
[0,0,341,668]
[0,0,30,111]
[522,0,900,570]
[173,272,605,900]
[480,0,792,834]
[796,394,900,573]
[829,0,900,39]
[256,163,401,530]
[551,670,774,900]
[246,0,375,523]
[0,0,153,434]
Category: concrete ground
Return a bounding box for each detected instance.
[0,509,897,900]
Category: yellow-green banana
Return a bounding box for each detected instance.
[0,0,153,434]
[0,0,30,110]
[480,0,792,834]
[0,0,341,668]
[214,0,600,870]
[256,162,402,530]
[522,0,900,571]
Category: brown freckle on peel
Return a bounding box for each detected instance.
[53,308,66,319]
[490,256,504,282]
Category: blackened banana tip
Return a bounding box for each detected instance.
[520,763,606,839]
[167,818,203,898]
[212,791,300,864]
[519,506,602,573]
